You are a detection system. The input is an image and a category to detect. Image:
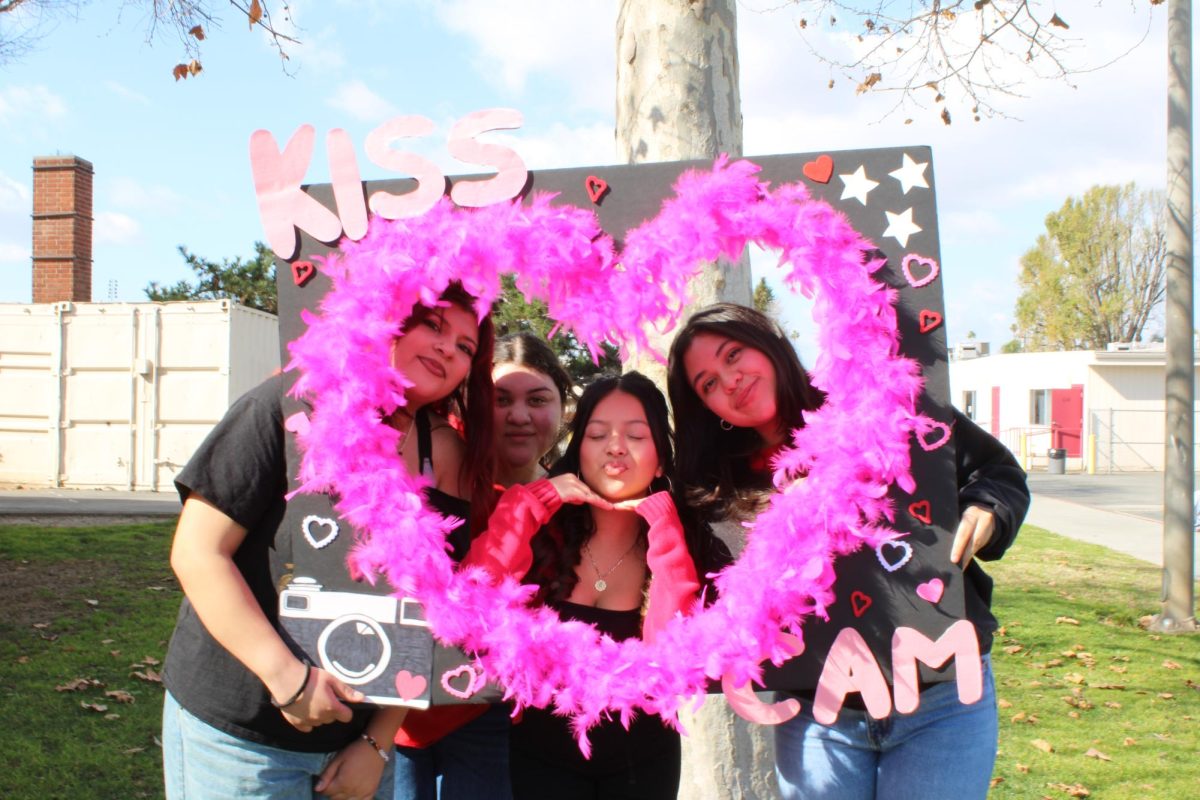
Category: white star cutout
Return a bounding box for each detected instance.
[883,207,922,247]
[839,165,879,205]
[889,154,929,194]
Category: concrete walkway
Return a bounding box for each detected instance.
[1024,471,1198,577]
[1,474,1197,577]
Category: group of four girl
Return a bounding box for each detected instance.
[162,286,1029,800]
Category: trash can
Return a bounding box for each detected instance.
[1047,448,1066,474]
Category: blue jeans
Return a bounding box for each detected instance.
[774,655,998,800]
[392,704,512,800]
[162,691,394,800]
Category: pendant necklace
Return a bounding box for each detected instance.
[583,539,640,592]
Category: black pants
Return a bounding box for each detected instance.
[509,728,681,800]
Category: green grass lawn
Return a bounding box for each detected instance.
[0,521,1197,798]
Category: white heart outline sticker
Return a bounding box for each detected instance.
[302,515,340,550]
[875,540,914,573]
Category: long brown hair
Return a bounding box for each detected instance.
[667,303,824,520]
[403,282,496,533]
[492,331,574,467]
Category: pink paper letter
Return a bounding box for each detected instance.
[447,108,527,207]
[364,116,445,219]
[327,128,368,243]
[812,627,892,724]
[891,620,982,713]
[722,633,804,725]
[249,126,344,260]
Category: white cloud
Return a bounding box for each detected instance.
[103,81,150,105]
[325,80,399,122]
[95,212,142,245]
[106,177,187,215]
[0,242,30,262]
[0,85,68,124]
[488,122,613,171]
[432,0,612,109]
[0,173,31,213]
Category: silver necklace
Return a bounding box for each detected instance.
[582,539,640,592]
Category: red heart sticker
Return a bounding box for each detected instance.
[585,175,609,204]
[918,309,942,333]
[292,260,316,287]
[908,500,932,525]
[802,154,834,184]
[850,590,873,617]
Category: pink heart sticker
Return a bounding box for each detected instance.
[394,670,428,702]
[901,254,939,288]
[284,412,311,436]
[916,578,945,604]
[440,664,484,700]
[917,420,952,452]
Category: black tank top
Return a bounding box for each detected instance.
[415,408,472,561]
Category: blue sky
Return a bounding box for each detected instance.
[0,0,1172,351]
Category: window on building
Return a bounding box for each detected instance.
[1030,389,1050,425]
[963,390,977,420]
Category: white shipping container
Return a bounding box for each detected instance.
[0,300,279,491]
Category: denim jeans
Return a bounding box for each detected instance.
[392,704,512,800]
[774,655,998,800]
[162,691,395,800]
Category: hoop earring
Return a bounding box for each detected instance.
[720,419,734,431]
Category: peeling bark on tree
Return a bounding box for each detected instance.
[616,0,752,386]
[616,3,774,797]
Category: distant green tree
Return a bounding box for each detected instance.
[752,277,776,315]
[145,242,277,315]
[1014,184,1165,351]
[491,274,620,384]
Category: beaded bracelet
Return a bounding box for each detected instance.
[269,663,312,709]
[360,732,390,763]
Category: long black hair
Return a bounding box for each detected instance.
[667,303,824,520]
[527,371,674,604]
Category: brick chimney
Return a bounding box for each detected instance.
[32,155,94,303]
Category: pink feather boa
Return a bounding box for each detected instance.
[285,157,933,750]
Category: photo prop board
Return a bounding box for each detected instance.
[269,144,968,716]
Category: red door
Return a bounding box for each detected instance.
[1050,384,1083,457]
[990,387,1000,437]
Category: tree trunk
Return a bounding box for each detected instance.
[616,3,776,797]
[616,0,752,386]
[1152,0,1197,632]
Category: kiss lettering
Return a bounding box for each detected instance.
[250,108,528,259]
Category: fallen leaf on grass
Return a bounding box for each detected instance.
[1056,617,1080,625]
[1162,660,1181,670]
[17,656,30,664]
[1048,782,1090,797]
[1016,763,1030,773]
[1083,748,1111,762]
[989,777,1004,788]
[101,639,114,644]
[140,656,161,666]
[1109,665,1127,674]
[1067,711,1080,719]
[1011,711,1027,723]
[105,690,135,704]
[1157,693,1174,700]
[1123,737,1136,746]
[85,599,99,607]
[147,585,166,591]
[110,650,121,657]
[132,668,162,683]
[32,622,50,629]
[56,678,104,692]
[1046,658,1063,667]
[1104,702,1122,709]
[104,713,120,720]
[123,747,145,755]
[998,698,1013,709]
[1004,644,1023,654]
[80,702,108,713]
[1064,673,1086,685]
[1031,738,1054,753]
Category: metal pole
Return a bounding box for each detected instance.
[1153,0,1197,632]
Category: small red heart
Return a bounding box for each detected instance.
[292,260,316,287]
[585,175,609,204]
[908,500,932,525]
[918,309,942,333]
[802,154,834,184]
[850,590,872,617]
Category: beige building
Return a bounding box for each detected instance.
[948,341,1195,473]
